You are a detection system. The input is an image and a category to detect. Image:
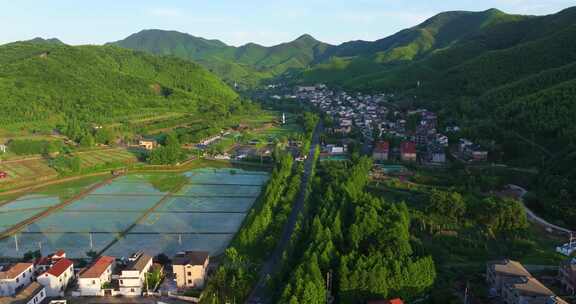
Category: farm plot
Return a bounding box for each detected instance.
[76,149,137,168]
[0,159,57,186]
[0,167,269,258]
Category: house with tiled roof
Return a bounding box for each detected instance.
[0,282,46,304]
[367,299,404,304]
[78,256,115,296]
[37,258,74,297]
[34,250,66,274]
[172,251,209,289]
[0,264,34,296]
[116,252,153,296]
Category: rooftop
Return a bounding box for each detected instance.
[127,254,153,273]
[507,276,554,297]
[0,263,33,280]
[0,282,44,304]
[79,256,114,279]
[488,259,532,278]
[45,258,73,277]
[173,251,209,266]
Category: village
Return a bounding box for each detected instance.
[266,83,489,166]
[0,249,211,304]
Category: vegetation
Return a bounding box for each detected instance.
[0,41,239,130]
[200,154,302,303]
[110,30,331,88]
[276,158,436,303]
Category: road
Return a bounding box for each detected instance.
[508,184,573,236]
[246,122,322,304]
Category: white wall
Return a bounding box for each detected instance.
[24,287,46,304]
[37,265,74,297]
[0,265,33,296]
[78,265,112,297]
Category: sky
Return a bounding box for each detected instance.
[0,0,574,46]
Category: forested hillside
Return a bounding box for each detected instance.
[301,8,525,85]
[110,30,331,87]
[0,42,239,130]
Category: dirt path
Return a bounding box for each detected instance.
[0,174,119,240]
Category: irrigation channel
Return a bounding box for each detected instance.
[0,168,270,259]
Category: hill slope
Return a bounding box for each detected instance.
[302,8,525,84]
[0,42,238,128]
[110,30,331,87]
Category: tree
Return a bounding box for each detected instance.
[427,190,466,222]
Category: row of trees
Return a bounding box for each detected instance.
[200,154,302,303]
[276,158,436,303]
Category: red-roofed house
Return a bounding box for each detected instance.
[373,141,390,161]
[35,250,67,273]
[400,141,417,162]
[37,258,74,296]
[0,263,34,296]
[78,256,115,296]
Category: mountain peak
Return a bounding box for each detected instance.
[26,37,65,45]
[295,34,318,42]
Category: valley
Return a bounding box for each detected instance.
[1,3,576,304]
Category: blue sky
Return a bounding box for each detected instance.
[1,0,573,46]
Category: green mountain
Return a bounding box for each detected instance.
[25,37,65,45]
[302,8,525,84]
[109,30,331,87]
[313,6,576,228]
[0,42,238,129]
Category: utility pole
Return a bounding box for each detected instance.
[464,281,469,304]
[14,234,19,252]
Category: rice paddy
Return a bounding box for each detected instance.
[0,167,269,258]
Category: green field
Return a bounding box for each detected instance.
[75,148,137,168]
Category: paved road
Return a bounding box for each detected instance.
[508,184,573,235]
[246,122,322,304]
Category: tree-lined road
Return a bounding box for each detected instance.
[246,122,322,304]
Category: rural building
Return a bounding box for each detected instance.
[0,172,7,179]
[372,141,390,161]
[472,149,488,161]
[37,258,74,297]
[400,141,417,162]
[501,277,567,304]
[35,250,67,273]
[138,139,158,151]
[559,258,576,295]
[172,251,209,289]
[0,263,34,296]
[78,256,115,296]
[0,144,6,153]
[0,282,46,304]
[116,252,153,296]
[486,259,532,296]
[487,259,568,303]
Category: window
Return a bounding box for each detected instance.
[120,280,123,285]
[92,280,96,285]
[187,280,192,284]
[131,288,134,292]
[16,278,19,283]
[187,272,191,276]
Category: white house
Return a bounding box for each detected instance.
[0,144,6,154]
[34,250,67,273]
[0,263,34,296]
[37,258,74,297]
[116,252,153,296]
[78,256,114,297]
[0,282,46,304]
[172,251,209,289]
